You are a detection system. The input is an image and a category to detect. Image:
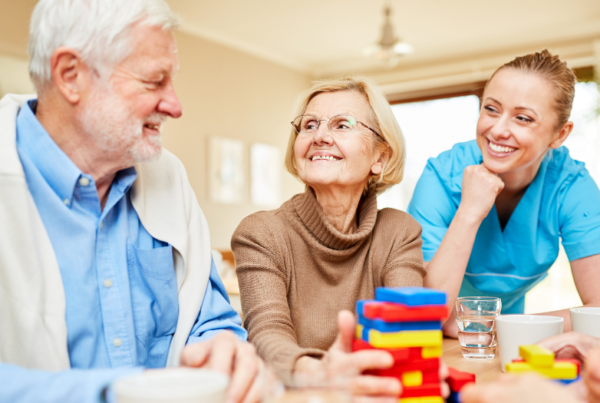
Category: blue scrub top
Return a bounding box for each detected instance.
[408,140,600,313]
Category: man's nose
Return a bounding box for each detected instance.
[158,83,183,119]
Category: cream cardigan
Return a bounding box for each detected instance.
[0,94,213,370]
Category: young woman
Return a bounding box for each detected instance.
[408,50,600,335]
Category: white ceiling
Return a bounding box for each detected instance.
[167,0,600,76]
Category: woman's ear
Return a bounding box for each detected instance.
[549,121,574,149]
[371,144,389,176]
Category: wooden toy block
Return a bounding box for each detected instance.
[519,345,555,367]
[505,361,577,379]
[367,358,440,376]
[400,383,442,398]
[351,338,411,362]
[358,315,442,332]
[447,367,476,392]
[447,391,461,403]
[421,369,440,384]
[362,301,448,322]
[367,328,443,348]
[402,370,423,387]
[356,324,363,340]
[400,397,443,403]
[422,345,443,358]
[375,287,447,306]
[511,357,581,375]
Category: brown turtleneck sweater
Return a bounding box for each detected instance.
[231,189,425,373]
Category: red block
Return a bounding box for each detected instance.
[401,383,442,398]
[352,339,426,362]
[447,367,476,392]
[363,302,449,322]
[367,358,440,377]
[422,369,441,384]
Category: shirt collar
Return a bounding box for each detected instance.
[16,100,82,205]
[16,100,138,206]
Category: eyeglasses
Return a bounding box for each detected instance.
[291,114,382,138]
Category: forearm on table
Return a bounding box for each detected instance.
[539,300,600,333]
[424,207,482,305]
[0,363,142,403]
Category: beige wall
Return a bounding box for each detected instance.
[0,0,309,249]
[163,31,308,249]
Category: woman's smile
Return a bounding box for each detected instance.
[486,138,518,158]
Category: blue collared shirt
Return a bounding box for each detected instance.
[0,100,246,403]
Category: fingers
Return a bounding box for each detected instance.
[538,332,598,361]
[348,350,394,371]
[353,397,398,403]
[439,362,450,398]
[333,310,357,353]
[240,356,266,403]
[227,343,260,403]
[352,375,401,397]
[208,331,238,375]
[180,340,212,367]
[585,348,600,403]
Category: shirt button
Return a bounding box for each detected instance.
[63,198,70,205]
[100,222,104,230]
[104,279,112,288]
[79,177,90,187]
[113,338,122,347]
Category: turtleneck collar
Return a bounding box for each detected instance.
[290,187,378,251]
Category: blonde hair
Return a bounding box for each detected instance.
[487,49,577,129]
[285,76,405,195]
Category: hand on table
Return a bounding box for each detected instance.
[538,332,600,362]
[295,310,449,403]
[180,330,265,403]
[458,164,504,224]
[460,373,582,403]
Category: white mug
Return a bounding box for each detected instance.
[570,307,600,338]
[112,368,229,403]
[496,315,564,372]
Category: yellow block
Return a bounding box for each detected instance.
[368,329,443,348]
[402,370,423,387]
[399,397,443,403]
[422,345,443,358]
[519,345,555,367]
[505,361,577,379]
[356,325,363,340]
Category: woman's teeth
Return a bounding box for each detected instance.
[489,142,516,153]
[311,155,340,161]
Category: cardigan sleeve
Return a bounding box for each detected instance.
[231,212,325,376]
[378,209,427,287]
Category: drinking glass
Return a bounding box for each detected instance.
[455,296,502,359]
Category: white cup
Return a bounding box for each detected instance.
[570,307,600,338]
[112,368,229,403]
[496,315,564,372]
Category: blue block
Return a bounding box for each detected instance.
[375,287,446,306]
[356,299,369,316]
[447,391,461,403]
[357,315,441,332]
[555,375,581,385]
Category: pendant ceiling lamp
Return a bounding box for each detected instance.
[363,3,413,66]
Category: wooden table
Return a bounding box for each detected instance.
[442,338,502,383]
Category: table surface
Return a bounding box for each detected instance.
[442,338,502,383]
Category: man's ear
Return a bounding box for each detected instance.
[49,47,91,104]
[549,121,573,149]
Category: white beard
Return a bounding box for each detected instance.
[79,80,166,166]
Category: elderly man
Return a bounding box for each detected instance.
[0,0,262,402]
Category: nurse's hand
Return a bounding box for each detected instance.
[538,332,599,362]
[459,164,504,224]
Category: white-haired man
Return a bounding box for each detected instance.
[0,1,263,402]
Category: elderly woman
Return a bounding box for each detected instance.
[232,77,426,396]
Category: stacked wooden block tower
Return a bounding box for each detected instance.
[506,345,580,383]
[353,287,451,403]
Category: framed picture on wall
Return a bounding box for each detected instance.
[208,136,245,204]
[250,143,282,207]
